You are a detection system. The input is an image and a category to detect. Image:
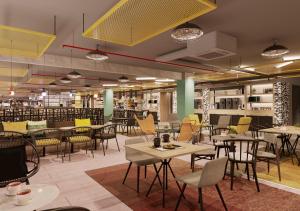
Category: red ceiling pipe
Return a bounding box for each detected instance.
[62,44,216,73]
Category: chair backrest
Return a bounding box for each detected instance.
[217,115,231,128]
[31,128,62,144]
[236,117,252,134]
[70,127,92,137]
[125,138,145,160]
[0,133,39,187]
[188,114,201,126]
[2,121,28,134]
[177,122,194,142]
[224,139,258,163]
[134,114,155,134]
[199,157,228,187]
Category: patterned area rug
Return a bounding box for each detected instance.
[86,159,300,211]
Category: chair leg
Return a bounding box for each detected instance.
[101,140,106,156]
[137,166,140,193]
[90,141,94,158]
[217,147,220,158]
[85,142,88,154]
[230,161,234,190]
[198,188,204,211]
[122,162,132,184]
[215,184,228,211]
[144,165,147,178]
[267,160,270,173]
[115,137,120,152]
[246,163,250,180]
[106,139,108,150]
[223,160,228,179]
[175,183,186,211]
[252,164,260,192]
[276,158,281,181]
[191,154,195,171]
[56,145,59,158]
[69,143,71,161]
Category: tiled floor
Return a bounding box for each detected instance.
[32,134,300,211]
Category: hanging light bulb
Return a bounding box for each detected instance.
[86,44,109,61]
[67,70,82,79]
[10,89,15,96]
[41,89,47,97]
[171,22,204,42]
[49,82,57,87]
[261,40,289,58]
[60,77,72,84]
[118,75,129,83]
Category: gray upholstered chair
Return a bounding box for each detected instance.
[122,138,161,193]
[175,157,228,211]
[210,115,231,141]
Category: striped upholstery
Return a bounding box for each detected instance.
[69,136,91,143]
[35,138,60,146]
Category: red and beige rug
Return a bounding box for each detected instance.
[86,159,300,211]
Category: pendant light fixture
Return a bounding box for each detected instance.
[9,40,15,96]
[118,75,129,83]
[171,22,204,42]
[67,70,82,79]
[60,77,72,84]
[49,82,57,87]
[86,44,109,61]
[261,40,289,58]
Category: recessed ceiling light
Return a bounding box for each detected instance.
[136,77,156,81]
[171,22,204,42]
[67,71,82,79]
[275,61,294,68]
[155,79,175,82]
[283,55,300,61]
[102,84,118,87]
[60,77,72,84]
[261,41,289,58]
[86,44,109,61]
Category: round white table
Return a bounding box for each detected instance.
[0,184,59,211]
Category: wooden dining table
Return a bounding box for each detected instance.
[125,141,211,207]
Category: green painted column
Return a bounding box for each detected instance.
[104,89,113,117]
[176,78,194,120]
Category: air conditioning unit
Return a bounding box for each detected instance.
[157,31,237,61]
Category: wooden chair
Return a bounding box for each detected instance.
[224,138,260,192]
[31,128,63,160]
[65,127,94,161]
[94,124,119,156]
[257,133,281,181]
[134,114,156,141]
[0,131,39,187]
[175,157,228,211]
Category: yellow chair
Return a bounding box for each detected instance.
[188,114,201,126]
[177,122,194,142]
[183,115,201,133]
[134,114,156,141]
[229,117,252,134]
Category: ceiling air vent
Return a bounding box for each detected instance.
[157,31,237,61]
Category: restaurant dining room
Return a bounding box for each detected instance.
[0,0,300,210]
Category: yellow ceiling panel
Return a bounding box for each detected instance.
[83,0,217,46]
[27,77,55,84]
[0,25,56,58]
[0,68,28,77]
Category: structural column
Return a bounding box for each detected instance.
[202,88,210,124]
[273,81,290,125]
[176,77,194,120]
[104,89,113,117]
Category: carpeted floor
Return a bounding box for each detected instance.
[257,159,300,189]
[86,159,300,211]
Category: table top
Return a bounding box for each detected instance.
[260,126,300,135]
[0,184,59,211]
[59,124,105,131]
[212,134,254,142]
[125,141,211,160]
